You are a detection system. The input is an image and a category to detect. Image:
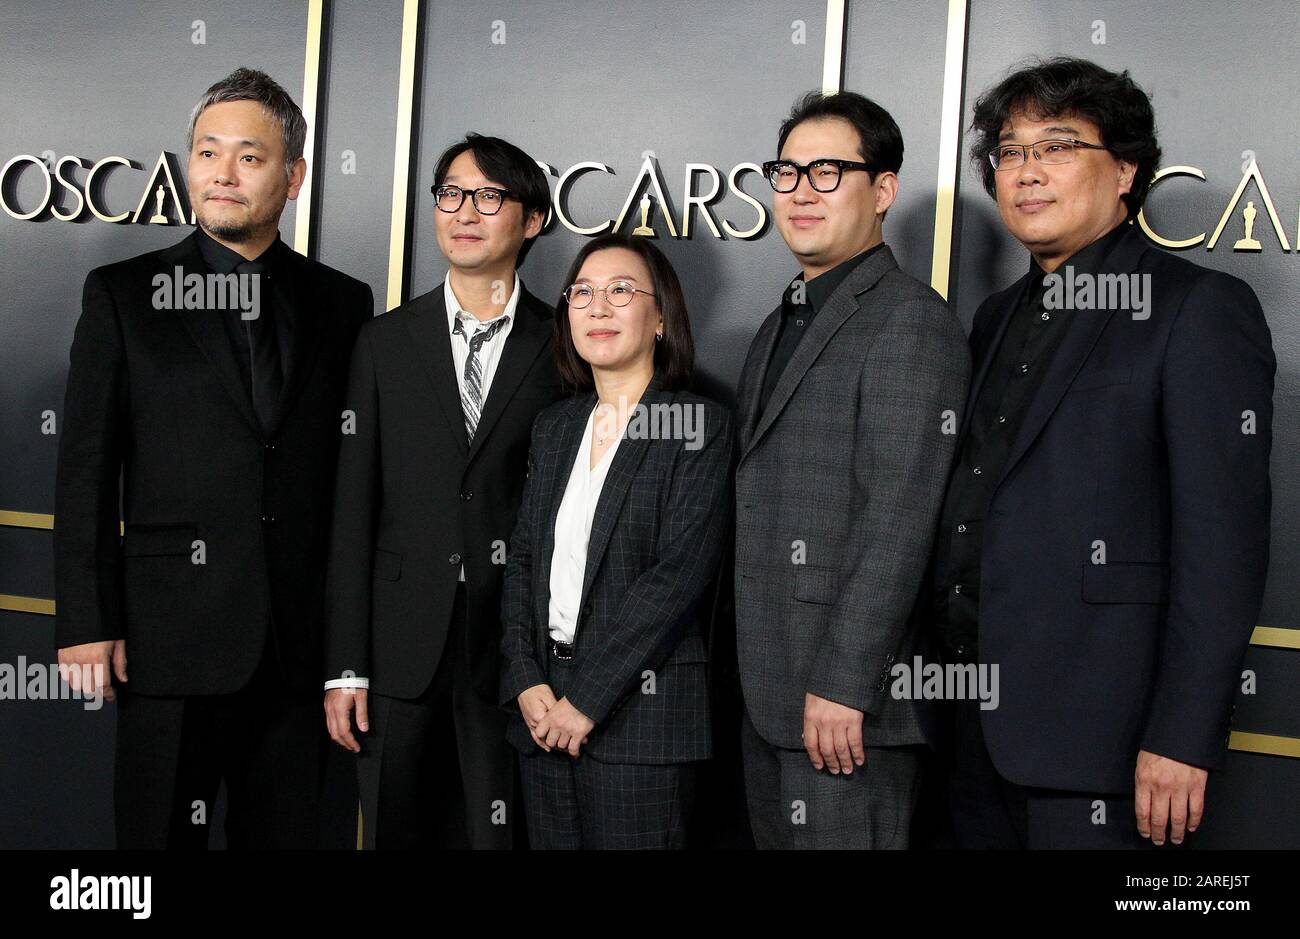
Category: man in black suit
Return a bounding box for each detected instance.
[323,134,563,849]
[933,57,1275,848]
[54,68,374,848]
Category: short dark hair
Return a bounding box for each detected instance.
[553,234,694,393]
[777,90,904,178]
[432,133,551,265]
[970,56,1161,220]
[187,68,306,179]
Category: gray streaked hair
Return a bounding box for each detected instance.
[186,68,307,179]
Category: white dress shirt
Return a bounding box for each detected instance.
[547,405,623,644]
[323,273,523,691]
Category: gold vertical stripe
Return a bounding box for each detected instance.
[0,594,56,616]
[1250,625,1300,650]
[1229,731,1300,759]
[0,511,54,530]
[821,0,846,95]
[930,0,969,300]
[386,0,422,311]
[356,800,363,850]
[293,0,326,257]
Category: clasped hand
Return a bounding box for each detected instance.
[517,684,594,757]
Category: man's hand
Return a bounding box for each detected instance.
[1135,749,1208,845]
[57,640,126,702]
[324,688,369,753]
[803,692,865,774]
[517,683,557,749]
[533,696,594,757]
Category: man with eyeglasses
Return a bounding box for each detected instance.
[934,57,1273,849]
[323,133,563,848]
[733,91,970,849]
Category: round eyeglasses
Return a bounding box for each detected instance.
[563,281,656,309]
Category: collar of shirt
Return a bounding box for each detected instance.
[445,272,521,337]
[783,241,886,320]
[194,226,283,276]
[1026,219,1131,296]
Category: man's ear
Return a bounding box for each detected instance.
[874,171,899,216]
[523,207,545,240]
[286,157,307,200]
[1117,158,1137,196]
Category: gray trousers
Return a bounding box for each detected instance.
[741,708,922,849]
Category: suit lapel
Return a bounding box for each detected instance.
[577,372,666,611]
[737,306,780,451]
[466,288,551,465]
[995,226,1150,492]
[955,274,1032,447]
[165,233,262,437]
[403,289,469,454]
[535,392,592,627]
[742,246,898,461]
[266,247,324,438]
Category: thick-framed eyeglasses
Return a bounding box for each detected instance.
[761,158,873,193]
[431,184,515,215]
[989,138,1109,171]
[563,281,656,309]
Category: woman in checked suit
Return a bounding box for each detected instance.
[499,233,733,849]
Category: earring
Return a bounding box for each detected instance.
[655,332,663,342]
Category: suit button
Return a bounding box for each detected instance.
[972,466,982,476]
[261,515,275,524]
[956,523,967,533]
[448,553,461,565]
[954,584,963,594]
[460,490,473,501]
[956,644,967,657]
[264,442,276,451]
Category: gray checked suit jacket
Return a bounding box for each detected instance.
[734,245,970,750]
[500,371,734,764]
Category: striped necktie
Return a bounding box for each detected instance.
[453,313,509,442]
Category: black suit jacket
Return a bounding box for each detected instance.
[54,232,374,696]
[499,372,734,764]
[324,283,563,701]
[966,225,1275,792]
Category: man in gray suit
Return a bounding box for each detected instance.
[735,91,970,848]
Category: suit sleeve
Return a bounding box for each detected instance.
[1140,271,1274,769]
[54,269,128,649]
[498,412,549,707]
[562,405,735,727]
[323,321,381,684]
[806,300,972,715]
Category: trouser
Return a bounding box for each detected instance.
[356,583,517,849]
[516,646,696,850]
[947,698,1151,849]
[740,707,923,849]
[114,633,325,849]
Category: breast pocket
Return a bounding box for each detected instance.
[373,547,403,582]
[793,565,840,605]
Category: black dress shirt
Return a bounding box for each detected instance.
[758,242,886,415]
[195,228,290,431]
[932,222,1131,663]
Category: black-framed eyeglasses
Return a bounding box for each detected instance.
[431,184,516,215]
[989,138,1109,171]
[563,281,656,309]
[761,158,873,193]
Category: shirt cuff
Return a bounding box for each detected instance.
[324,676,370,690]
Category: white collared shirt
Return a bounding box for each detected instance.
[446,271,520,582]
[445,271,519,408]
[547,405,623,644]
